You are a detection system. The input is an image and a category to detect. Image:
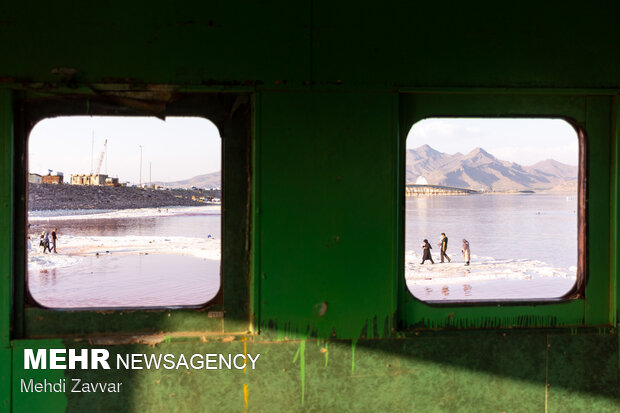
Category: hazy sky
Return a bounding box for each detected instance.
[407,118,578,166]
[30,117,578,184]
[29,116,221,184]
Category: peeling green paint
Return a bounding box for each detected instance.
[2,4,620,412]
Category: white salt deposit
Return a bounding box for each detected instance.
[405,250,576,286]
[29,205,220,221]
[28,206,221,272]
[28,235,220,271]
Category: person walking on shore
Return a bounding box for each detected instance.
[40,231,51,253]
[420,239,434,264]
[439,233,451,263]
[51,228,58,253]
[462,239,470,266]
[39,232,45,253]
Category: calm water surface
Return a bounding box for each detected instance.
[406,193,578,300]
[31,254,219,308]
[29,213,221,239]
[29,194,579,306]
[28,212,220,308]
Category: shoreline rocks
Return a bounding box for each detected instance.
[28,183,221,211]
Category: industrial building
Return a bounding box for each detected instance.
[40,172,63,184]
[27,173,41,184]
[70,173,106,186]
[69,174,121,186]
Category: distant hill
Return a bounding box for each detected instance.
[407,145,577,191]
[152,171,221,189]
[527,159,578,179]
[154,147,577,192]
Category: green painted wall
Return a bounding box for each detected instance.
[0,1,619,412]
[257,91,397,339]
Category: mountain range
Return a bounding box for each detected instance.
[407,145,577,191]
[154,145,577,192]
[152,171,221,189]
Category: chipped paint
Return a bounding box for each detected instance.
[1,15,620,412]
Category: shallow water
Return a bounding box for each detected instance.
[409,277,576,301]
[29,210,220,239]
[405,192,578,301]
[28,209,221,308]
[27,193,579,306]
[29,254,220,308]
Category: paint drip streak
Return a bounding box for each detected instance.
[300,341,306,406]
[324,342,329,367]
[421,315,561,329]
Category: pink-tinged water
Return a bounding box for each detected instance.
[407,275,576,301]
[29,254,220,308]
[28,212,220,309]
[406,193,578,301]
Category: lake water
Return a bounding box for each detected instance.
[28,193,579,307]
[28,208,221,308]
[31,254,220,308]
[405,193,578,301]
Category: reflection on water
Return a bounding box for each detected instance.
[28,212,221,308]
[406,193,577,268]
[406,193,578,300]
[29,213,220,239]
[408,277,576,301]
[29,254,220,308]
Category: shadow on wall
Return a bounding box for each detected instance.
[53,331,620,412]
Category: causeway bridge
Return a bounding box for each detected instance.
[405,184,479,196]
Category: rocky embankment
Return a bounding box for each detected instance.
[29,183,221,211]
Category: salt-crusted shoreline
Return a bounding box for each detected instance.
[28,234,220,271]
[405,251,576,285]
[29,204,220,221]
[28,205,221,271]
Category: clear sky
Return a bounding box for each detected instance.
[30,117,578,183]
[29,116,221,184]
[407,118,578,166]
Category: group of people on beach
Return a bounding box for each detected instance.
[37,228,58,254]
[421,233,470,266]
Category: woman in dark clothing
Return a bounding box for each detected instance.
[51,228,58,253]
[420,239,434,264]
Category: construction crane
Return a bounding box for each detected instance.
[94,139,107,175]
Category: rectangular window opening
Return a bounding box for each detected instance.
[27,116,222,309]
[405,117,584,302]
